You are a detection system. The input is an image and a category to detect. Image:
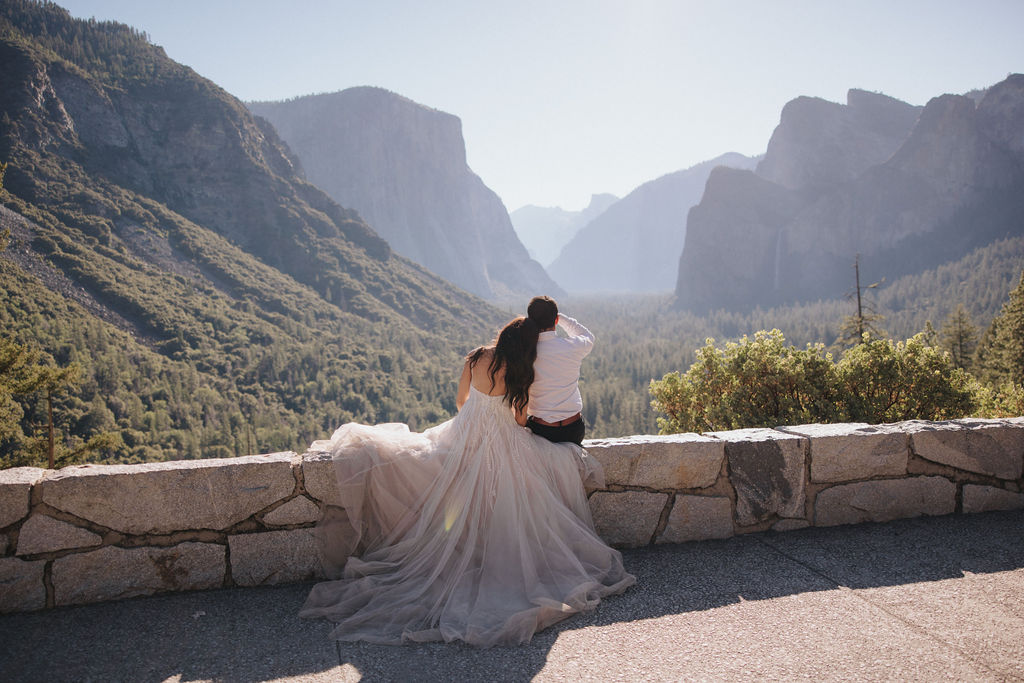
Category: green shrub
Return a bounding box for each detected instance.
[651,330,978,434]
[650,330,840,433]
[836,334,976,423]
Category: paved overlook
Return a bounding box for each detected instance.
[2,509,1022,682]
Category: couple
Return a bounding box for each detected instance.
[300,296,635,647]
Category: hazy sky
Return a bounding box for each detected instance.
[59,0,1023,212]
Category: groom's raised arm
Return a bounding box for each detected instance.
[557,315,595,353]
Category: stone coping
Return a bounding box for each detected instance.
[1,418,1021,613]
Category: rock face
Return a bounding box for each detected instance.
[814,477,956,526]
[249,88,562,300]
[757,90,922,190]
[38,455,297,535]
[550,153,759,293]
[710,428,806,527]
[676,77,1024,312]
[51,543,224,606]
[589,490,667,547]
[510,194,618,267]
[0,0,496,379]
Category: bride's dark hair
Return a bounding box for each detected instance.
[467,316,539,413]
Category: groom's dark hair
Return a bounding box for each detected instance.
[527,296,558,329]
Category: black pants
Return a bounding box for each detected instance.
[527,417,585,447]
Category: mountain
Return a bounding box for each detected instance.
[248,89,562,301]
[549,153,760,293]
[675,80,1024,313]
[756,89,923,190]
[0,1,500,466]
[510,194,618,266]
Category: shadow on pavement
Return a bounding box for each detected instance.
[1,510,1021,682]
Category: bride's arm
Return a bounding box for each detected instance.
[514,403,528,427]
[455,360,471,410]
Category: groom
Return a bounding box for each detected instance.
[525,295,594,446]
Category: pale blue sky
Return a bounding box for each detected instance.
[59,0,1023,212]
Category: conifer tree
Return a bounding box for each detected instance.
[939,304,979,371]
[975,270,1024,385]
[996,271,1024,384]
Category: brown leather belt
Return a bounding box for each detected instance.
[529,413,582,427]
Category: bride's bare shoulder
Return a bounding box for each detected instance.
[467,345,494,363]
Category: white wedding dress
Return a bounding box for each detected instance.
[299,386,635,647]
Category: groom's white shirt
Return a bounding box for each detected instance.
[528,315,594,422]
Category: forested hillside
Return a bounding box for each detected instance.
[0,1,501,468]
[575,235,1024,437]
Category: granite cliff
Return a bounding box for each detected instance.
[549,153,759,293]
[249,89,562,301]
[676,78,1024,312]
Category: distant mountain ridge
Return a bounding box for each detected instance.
[550,153,760,293]
[675,79,1024,312]
[510,194,618,266]
[248,89,562,301]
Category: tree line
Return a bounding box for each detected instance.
[647,271,1024,435]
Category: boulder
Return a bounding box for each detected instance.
[814,477,955,526]
[228,529,323,586]
[962,485,1024,514]
[0,557,46,613]
[584,433,724,490]
[301,451,342,506]
[262,496,320,526]
[779,423,908,482]
[657,495,733,544]
[15,515,102,556]
[0,467,46,528]
[908,419,1024,480]
[52,543,224,606]
[39,454,296,534]
[708,428,806,526]
[589,491,667,547]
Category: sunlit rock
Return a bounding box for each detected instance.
[657,495,733,543]
[16,515,101,556]
[0,467,46,528]
[779,422,908,483]
[589,491,667,547]
[907,419,1024,480]
[52,543,224,606]
[229,529,322,586]
[39,454,296,534]
[584,433,724,490]
[815,477,955,526]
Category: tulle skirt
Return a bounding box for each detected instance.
[299,387,635,647]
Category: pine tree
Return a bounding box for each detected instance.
[996,271,1024,384]
[975,270,1024,384]
[939,304,979,371]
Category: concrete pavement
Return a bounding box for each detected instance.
[2,509,1022,682]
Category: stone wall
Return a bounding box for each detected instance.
[2,418,1022,613]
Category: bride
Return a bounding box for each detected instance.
[299,317,635,647]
